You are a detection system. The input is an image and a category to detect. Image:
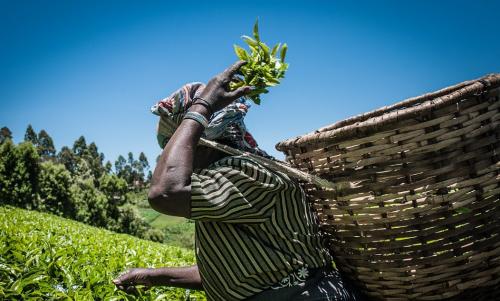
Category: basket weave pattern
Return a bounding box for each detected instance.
[276,74,500,300]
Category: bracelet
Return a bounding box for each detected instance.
[183,111,209,128]
[192,97,214,116]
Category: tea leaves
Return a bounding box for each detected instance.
[232,19,289,105]
[0,206,205,300]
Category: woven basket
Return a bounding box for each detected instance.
[276,74,500,301]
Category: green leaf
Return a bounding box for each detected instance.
[247,87,268,96]
[253,19,259,42]
[265,78,280,86]
[241,35,259,48]
[229,81,245,90]
[280,43,288,63]
[259,41,271,60]
[233,45,248,61]
[271,43,280,56]
[249,95,261,105]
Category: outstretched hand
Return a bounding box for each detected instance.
[113,268,153,294]
[198,60,252,112]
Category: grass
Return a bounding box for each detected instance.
[0,205,205,300]
[136,199,196,250]
[150,215,188,228]
[128,189,196,250]
[137,208,161,224]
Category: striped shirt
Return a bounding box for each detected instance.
[190,156,332,300]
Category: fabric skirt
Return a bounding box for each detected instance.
[246,266,366,301]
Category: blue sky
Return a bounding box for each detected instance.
[1,0,499,167]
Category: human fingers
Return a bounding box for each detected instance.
[113,268,146,287]
[225,86,253,100]
[113,272,132,286]
[221,60,247,81]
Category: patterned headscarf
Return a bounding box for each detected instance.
[151,82,270,157]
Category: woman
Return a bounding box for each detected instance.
[113,61,362,300]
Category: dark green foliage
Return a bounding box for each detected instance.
[115,155,126,176]
[139,152,149,172]
[57,146,78,174]
[0,141,40,209]
[86,142,105,179]
[70,176,109,227]
[72,135,87,157]
[231,19,289,104]
[0,126,13,144]
[0,134,159,243]
[116,204,150,237]
[98,173,128,225]
[38,161,74,217]
[24,124,38,145]
[115,152,150,189]
[104,160,113,173]
[143,227,165,243]
[0,140,18,203]
[37,129,56,160]
[0,125,160,246]
[99,173,128,206]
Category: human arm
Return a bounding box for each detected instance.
[147,61,251,217]
[113,265,203,292]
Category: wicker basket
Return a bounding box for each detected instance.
[276,74,500,301]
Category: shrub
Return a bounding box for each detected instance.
[0,206,205,300]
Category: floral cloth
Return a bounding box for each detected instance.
[151,82,270,157]
[271,265,311,289]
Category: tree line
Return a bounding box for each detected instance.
[0,125,163,242]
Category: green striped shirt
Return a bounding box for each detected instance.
[190,156,332,300]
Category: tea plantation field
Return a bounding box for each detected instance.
[0,206,206,300]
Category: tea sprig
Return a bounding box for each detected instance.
[231,20,288,105]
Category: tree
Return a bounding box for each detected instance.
[88,142,100,161]
[127,152,134,166]
[98,173,128,206]
[37,129,56,160]
[115,155,126,176]
[38,161,74,217]
[86,142,104,179]
[117,204,150,238]
[0,126,13,144]
[14,142,41,209]
[104,161,113,174]
[126,152,148,188]
[98,173,128,225]
[138,152,149,173]
[70,175,108,227]
[0,140,18,204]
[57,146,78,174]
[0,141,40,208]
[73,136,87,157]
[24,124,38,145]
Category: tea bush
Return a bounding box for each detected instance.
[0,206,206,300]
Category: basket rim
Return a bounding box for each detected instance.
[276,73,500,151]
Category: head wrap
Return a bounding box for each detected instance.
[151,82,270,158]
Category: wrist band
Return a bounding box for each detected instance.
[193,97,213,116]
[183,111,209,128]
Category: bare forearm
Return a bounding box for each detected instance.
[150,117,204,191]
[149,265,203,290]
[148,106,210,216]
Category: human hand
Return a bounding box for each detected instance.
[112,268,153,294]
[198,60,253,112]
